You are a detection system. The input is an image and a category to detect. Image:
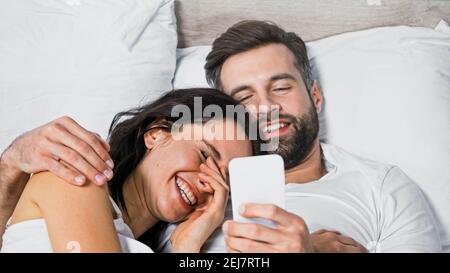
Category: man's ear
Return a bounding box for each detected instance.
[143,129,170,150]
[310,80,323,114]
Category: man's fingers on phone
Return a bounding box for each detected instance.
[239,203,295,227]
[46,142,108,186]
[226,247,240,253]
[225,235,276,253]
[43,158,86,186]
[57,116,113,168]
[222,220,279,244]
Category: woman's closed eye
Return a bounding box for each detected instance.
[199,150,209,162]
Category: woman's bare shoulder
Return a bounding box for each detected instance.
[10,171,109,226]
[9,172,59,225]
[28,171,108,200]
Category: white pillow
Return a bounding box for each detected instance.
[173,46,211,89]
[0,0,177,150]
[172,24,450,251]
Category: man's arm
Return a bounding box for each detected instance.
[0,148,29,246]
[0,116,114,247]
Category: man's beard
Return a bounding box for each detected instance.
[263,103,319,170]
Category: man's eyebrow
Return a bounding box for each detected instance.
[203,140,222,161]
[269,73,297,82]
[230,85,250,97]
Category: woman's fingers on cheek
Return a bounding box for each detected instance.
[206,156,220,171]
[201,163,228,190]
[220,166,229,183]
[198,173,218,189]
[199,163,218,178]
[201,160,223,181]
[200,164,217,179]
[199,172,228,194]
[201,181,214,194]
[198,175,227,204]
[206,157,223,178]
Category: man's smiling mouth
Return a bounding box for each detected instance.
[262,122,290,134]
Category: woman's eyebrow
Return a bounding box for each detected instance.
[203,140,222,161]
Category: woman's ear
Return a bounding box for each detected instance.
[143,129,170,150]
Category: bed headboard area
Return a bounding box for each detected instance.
[175,0,450,47]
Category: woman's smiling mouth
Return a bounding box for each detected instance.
[175,176,198,206]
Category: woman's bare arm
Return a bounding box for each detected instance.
[27,172,122,252]
[0,116,113,248]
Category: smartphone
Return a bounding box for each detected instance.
[228,154,285,228]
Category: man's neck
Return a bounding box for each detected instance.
[121,169,158,239]
[284,138,326,184]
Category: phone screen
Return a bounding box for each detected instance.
[228,154,286,228]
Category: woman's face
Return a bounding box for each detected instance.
[137,119,253,223]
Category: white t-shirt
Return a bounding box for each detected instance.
[156,143,441,253]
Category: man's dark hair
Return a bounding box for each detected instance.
[205,20,312,92]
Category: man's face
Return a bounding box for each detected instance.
[220,43,322,169]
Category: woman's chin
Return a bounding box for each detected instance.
[163,212,190,224]
[159,202,193,223]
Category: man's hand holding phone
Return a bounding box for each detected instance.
[224,154,366,253]
[222,203,314,253]
[226,154,314,253]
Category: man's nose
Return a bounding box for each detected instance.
[256,95,281,119]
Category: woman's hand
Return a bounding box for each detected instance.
[170,157,229,252]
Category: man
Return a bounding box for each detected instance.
[155,20,441,253]
[0,21,440,252]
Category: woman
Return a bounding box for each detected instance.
[1,88,256,253]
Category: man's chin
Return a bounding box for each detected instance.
[261,135,292,155]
